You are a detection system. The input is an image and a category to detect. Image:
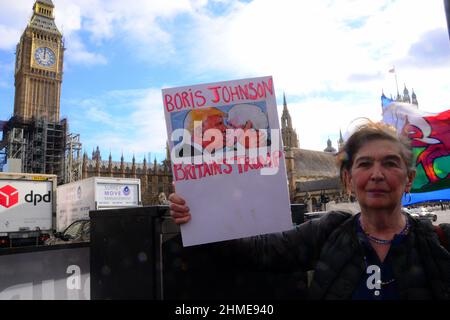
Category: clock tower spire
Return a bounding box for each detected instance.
[14,0,63,122]
[1,0,71,184]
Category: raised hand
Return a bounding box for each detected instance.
[168,193,191,225]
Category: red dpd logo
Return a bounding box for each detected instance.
[0,185,19,208]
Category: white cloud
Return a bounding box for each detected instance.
[280,93,382,151]
[178,0,450,150]
[65,87,168,161]
[2,0,449,155]
[64,34,107,65]
[53,0,197,63]
[62,0,450,152]
[0,1,30,50]
[128,88,169,152]
[54,3,82,35]
[0,25,22,51]
[187,0,448,90]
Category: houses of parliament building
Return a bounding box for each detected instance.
[0,0,420,208]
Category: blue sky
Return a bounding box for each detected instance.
[1,0,449,163]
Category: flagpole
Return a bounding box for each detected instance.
[389,66,399,98]
[395,71,399,97]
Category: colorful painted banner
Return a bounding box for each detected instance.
[381,95,450,205]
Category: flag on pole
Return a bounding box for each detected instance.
[381,97,450,205]
[388,67,396,73]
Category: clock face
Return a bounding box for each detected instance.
[34,47,56,67]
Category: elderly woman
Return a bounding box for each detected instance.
[169,122,450,300]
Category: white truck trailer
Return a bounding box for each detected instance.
[56,177,142,232]
[0,173,57,248]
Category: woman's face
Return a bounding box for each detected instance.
[345,139,415,212]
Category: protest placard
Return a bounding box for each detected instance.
[162,76,292,246]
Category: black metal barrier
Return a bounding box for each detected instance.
[90,205,309,300]
[291,203,307,225]
[90,207,166,300]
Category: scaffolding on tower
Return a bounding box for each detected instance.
[0,116,67,184]
[64,132,82,183]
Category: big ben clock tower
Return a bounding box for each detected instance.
[1,0,71,183]
[14,0,63,122]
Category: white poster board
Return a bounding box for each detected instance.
[162,76,292,246]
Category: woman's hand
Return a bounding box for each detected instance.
[168,193,191,225]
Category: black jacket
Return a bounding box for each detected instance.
[233,211,450,300]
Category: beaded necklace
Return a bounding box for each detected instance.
[357,214,410,291]
[358,213,410,245]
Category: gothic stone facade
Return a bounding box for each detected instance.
[82,150,173,206]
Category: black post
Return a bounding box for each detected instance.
[89,206,169,300]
